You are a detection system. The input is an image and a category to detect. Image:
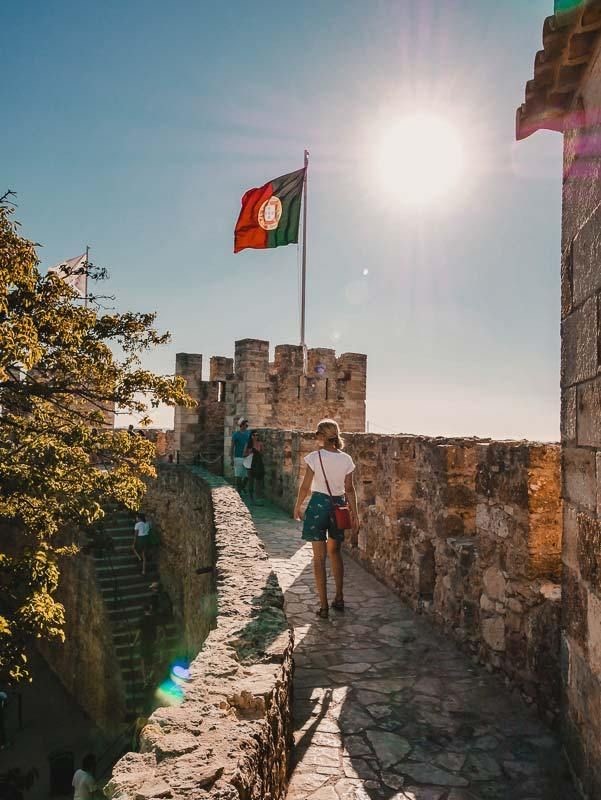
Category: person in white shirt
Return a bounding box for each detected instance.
[72,754,97,800]
[132,513,151,576]
[294,419,359,619]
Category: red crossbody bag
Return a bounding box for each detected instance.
[318,451,353,531]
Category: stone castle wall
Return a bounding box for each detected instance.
[559,48,601,797]
[107,467,293,800]
[142,429,175,462]
[37,531,126,732]
[174,354,228,468]
[173,339,367,469]
[142,467,218,657]
[258,429,563,719]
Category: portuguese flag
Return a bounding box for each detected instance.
[234,167,305,254]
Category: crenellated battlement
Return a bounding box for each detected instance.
[174,338,367,466]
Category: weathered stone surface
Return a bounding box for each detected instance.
[252,501,577,800]
[258,431,562,721]
[142,467,217,654]
[483,567,507,601]
[134,779,173,799]
[553,68,601,797]
[365,731,411,768]
[397,763,469,787]
[577,512,601,593]
[563,446,596,512]
[561,296,598,387]
[481,617,505,652]
[106,470,293,800]
[35,523,125,729]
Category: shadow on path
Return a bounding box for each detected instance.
[250,501,578,800]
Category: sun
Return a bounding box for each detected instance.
[375,113,465,206]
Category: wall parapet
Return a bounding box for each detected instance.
[173,339,367,468]
[258,429,563,721]
[106,466,293,800]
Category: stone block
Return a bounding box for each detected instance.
[483,566,507,601]
[563,503,580,572]
[562,386,577,444]
[481,616,505,651]
[480,594,495,612]
[577,512,601,593]
[577,379,601,446]
[562,447,596,510]
[562,567,588,650]
[588,591,601,674]
[572,201,601,307]
[561,296,597,386]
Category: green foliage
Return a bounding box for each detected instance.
[0,193,194,683]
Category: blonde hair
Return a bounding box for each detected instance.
[316,418,344,450]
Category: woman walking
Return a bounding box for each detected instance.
[294,419,359,618]
[244,430,265,504]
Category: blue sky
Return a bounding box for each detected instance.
[2,0,562,439]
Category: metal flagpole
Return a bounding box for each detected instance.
[84,245,90,308]
[301,150,309,373]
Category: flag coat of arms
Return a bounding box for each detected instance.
[234,168,305,253]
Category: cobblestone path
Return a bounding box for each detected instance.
[250,502,577,800]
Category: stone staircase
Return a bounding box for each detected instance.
[88,508,180,717]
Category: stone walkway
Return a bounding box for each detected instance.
[250,502,577,800]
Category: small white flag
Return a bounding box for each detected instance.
[48,253,88,298]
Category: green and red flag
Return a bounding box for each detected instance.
[234,167,305,253]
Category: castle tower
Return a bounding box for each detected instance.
[174,338,367,474]
[174,353,203,464]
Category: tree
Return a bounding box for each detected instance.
[0,193,194,683]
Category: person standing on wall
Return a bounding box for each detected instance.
[293,418,359,618]
[244,430,265,505]
[231,417,251,493]
[72,754,97,800]
[132,512,150,576]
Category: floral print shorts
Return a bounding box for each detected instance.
[302,492,346,542]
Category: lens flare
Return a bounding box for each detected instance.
[155,678,185,706]
[154,658,190,707]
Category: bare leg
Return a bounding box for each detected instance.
[311,542,328,609]
[327,538,344,602]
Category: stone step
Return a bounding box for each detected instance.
[98,576,157,593]
[89,506,170,720]
[94,552,158,566]
[105,553,156,566]
[107,604,146,620]
[113,623,178,642]
[101,541,157,555]
[96,569,158,585]
[101,523,136,534]
[103,591,155,606]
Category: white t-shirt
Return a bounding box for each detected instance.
[72,769,96,800]
[134,521,150,537]
[304,449,355,496]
